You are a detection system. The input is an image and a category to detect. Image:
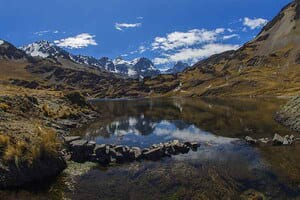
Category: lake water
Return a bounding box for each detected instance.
[2,98,300,200]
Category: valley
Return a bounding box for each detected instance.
[0,0,299,199]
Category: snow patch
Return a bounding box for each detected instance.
[0,40,4,45]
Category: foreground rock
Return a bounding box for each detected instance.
[0,157,66,188]
[64,137,200,165]
[244,134,299,146]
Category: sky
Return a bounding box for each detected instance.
[0,0,292,69]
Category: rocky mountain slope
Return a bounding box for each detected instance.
[21,41,161,78]
[164,61,189,74]
[110,0,300,98]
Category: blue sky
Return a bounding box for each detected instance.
[0,0,291,69]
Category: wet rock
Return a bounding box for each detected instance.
[245,136,258,145]
[143,147,165,161]
[70,140,93,162]
[272,134,284,145]
[94,144,110,164]
[131,147,142,160]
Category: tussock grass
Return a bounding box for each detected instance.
[0,126,62,166]
[0,103,9,111]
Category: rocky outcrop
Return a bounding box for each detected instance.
[275,96,300,132]
[63,136,200,164]
[244,134,299,146]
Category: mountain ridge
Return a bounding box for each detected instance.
[20,41,163,78]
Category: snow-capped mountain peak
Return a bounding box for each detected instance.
[20,40,62,58]
[20,41,168,78]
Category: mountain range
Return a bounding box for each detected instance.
[20,41,189,79]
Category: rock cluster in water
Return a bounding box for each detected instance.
[245,133,300,146]
[63,136,200,164]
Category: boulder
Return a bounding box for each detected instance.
[272,134,284,146]
[70,140,93,162]
[143,147,165,161]
[173,143,190,154]
[245,136,257,145]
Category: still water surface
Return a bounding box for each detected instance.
[2,98,300,200]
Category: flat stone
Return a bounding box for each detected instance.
[114,145,125,153]
[245,136,257,145]
[258,138,270,144]
[70,139,88,148]
[143,147,165,161]
[63,136,81,144]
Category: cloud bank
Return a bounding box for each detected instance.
[243,17,268,29]
[54,33,97,49]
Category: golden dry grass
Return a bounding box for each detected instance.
[0,103,9,111]
[0,126,62,165]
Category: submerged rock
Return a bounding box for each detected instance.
[244,134,297,146]
[143,147,165,161]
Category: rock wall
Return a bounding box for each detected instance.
[275,96,300,132]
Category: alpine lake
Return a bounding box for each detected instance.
[1,98,300,200]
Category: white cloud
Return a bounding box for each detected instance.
[153,43,239,64]
[223,34,239,40]
[54,33,98,49]
[138,45,147,53]
[34,30,50,36]
[53,30,59,34]
[151,28,225,51]
[137,16,144,20]
[243,17,268,30]
[115,23,142,31]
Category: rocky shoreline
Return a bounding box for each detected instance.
[275,96,300,132]
[244,133,300,146]
[0,92,99,188]
[64,136,200,165]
